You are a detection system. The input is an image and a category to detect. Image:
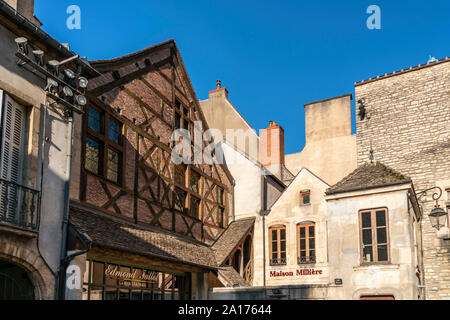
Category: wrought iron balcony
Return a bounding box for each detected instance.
[269,258,287,266]
[0,179,40,231]
[298,256,316,264]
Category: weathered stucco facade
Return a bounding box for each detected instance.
[0,1,95,299]
[326,180,423,300]
[354,58,450,299]
[285,94,357,185]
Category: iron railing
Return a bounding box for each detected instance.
[298,256,316,264]
[0,178,40,231]
[269,257,287,266]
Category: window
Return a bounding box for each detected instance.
[297,222,316,264]
[300,190,310,205]
[216,187,226,228]
[85,105,123,185]
[269,226,286,265]
[190,171,201,194]
[173,165,202,220]
[217,207,225,228]
[0,92,26,184]
[189,196,200,219]
[173,100,191,132]
[359,208,390,264]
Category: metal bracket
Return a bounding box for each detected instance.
[416,186,442,203]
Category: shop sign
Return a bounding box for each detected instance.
[269,269,323,277]
[105,264,159,286]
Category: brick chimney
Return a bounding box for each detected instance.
[4,0,42,26]
[260,121,285,177]
[208,80,228,99]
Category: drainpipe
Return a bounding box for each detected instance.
[57,110,74,300]
[262,211,266,288]
[418,205,426,300]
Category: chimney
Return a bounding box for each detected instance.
[4,0,42,26]
[260,121,285,177]
[208,79,228,99]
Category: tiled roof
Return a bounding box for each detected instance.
[69,205,218,270]
[218,266,249,287]
[212,218,255,266]
[326,162,411,195]
[354,57,449,87]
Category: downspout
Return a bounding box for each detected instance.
[419,205,426,300]
[262,210,266,287]
[58,110,74,300]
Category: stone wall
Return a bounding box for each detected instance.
[355,59,450,299]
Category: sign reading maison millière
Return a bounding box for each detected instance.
[269,269,323,277]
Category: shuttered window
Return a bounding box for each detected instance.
[0,92,26,221]
[0,92,25,184]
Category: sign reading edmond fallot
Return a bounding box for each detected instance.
[269,268,323,277]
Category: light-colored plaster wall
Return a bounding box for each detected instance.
[286,135,357,186]
[200,89,259,159]
[0,20,71,299]
[285,95,357,185]
[263,169,330,288]
[222,142,262,218]
[326,186,420,300]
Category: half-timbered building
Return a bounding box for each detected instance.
[66,40,252,300]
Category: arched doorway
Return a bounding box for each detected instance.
[0,259,35,300]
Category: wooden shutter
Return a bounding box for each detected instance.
[0,94,25,184]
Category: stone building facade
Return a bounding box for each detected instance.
[0,0,97,299]
[354,58,450,299]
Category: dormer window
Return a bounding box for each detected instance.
[300,190,311,205]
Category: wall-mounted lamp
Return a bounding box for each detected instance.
[14,37,88,114]
[32,49,44,66]
[15,37,28,55]
[358,98,367,120]
[416,186,448,231]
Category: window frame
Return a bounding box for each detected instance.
[173,100,192,133]
[297,222,316,264]
[358,207,391,265]
[269,225,287,266]
[216,187,226,228]
[84,104,125,186]
[300,190,311,206]
[173,165,203,220]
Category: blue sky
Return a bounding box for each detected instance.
[35,0,449,154]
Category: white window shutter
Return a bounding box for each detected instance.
[0,94,25,184]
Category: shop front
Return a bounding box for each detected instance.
[67,204,218,300]
[82,260,191,300]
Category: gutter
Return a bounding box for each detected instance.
[325,179,413,196]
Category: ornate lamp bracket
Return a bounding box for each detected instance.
[416,186,442,203]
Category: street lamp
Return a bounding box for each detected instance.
[429,205,447,231]
[416,186,448,231]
